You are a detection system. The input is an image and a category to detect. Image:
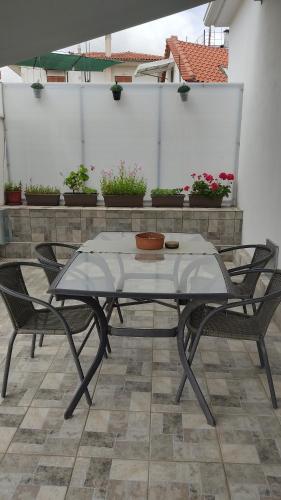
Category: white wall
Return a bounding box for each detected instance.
[228,0,281,263]
[21,64,157,84]
[0,84,4,204]
[2,82,242,201]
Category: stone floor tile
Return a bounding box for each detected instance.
[70,457,148,499]
[149,461,229,499]
[150,412,221,462]
[225,463,281,500]
[7,407,88,456]
[78,409,150,459]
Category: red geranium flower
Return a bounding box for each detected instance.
[227,173,234,181]
[219,172,227,180]
[210,182,219,191]
[183,185,190,192]
[191,173,196,178]
[206,174,213,182]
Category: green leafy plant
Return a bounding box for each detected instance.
[177,83,191,94]
[5,181,21,192]
[25,184,60,194]
[151,188,183,196]
[31,82,44,90]
[101,161,147,196]
[184,172,235,198]
[110,83,123,92]
[63,164,97,193]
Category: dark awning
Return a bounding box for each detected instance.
[16,52,121,72]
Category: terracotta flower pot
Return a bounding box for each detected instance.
[63,193,98,207]
[136,232,165,250]
[25,193,60,206]
[189,194,223,208]
[151,194,185,208]
[103,195,144,207]
[5,190,22,205]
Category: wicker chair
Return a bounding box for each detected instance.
[176,269,281,425]
[219,243,275,297]
[0,261,107,405]
[34,242,122,351]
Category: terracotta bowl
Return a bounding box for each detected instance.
[135,232,165,250]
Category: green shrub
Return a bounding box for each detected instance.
[25,184,60,194]
[63,165,97,193]
[31,82,44,89]
[151,188,183,196]
[177,83,191,93]
[5,181,21,192]
[101,161,147,196]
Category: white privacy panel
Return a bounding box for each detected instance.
[159,84,242,193]
[82,84,159,193]
[3,83,243,201]
[3,84,82,190]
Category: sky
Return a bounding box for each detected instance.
[0,3,208,82]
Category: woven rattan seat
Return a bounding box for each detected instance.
[189,305,261,340]
[20,304,93,335]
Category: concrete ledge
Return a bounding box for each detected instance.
[0,206,243,258]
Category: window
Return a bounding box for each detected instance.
[115,76,132,83]
[47,75,66,82]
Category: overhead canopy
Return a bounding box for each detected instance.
[16,52,121,72]
[135,59,174,78]
[0,0,207,67]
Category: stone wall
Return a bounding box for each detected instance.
[0,206,243,258]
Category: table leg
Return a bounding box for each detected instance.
[176,307,215,427]
[64,298,108,419]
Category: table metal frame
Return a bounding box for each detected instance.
[50,238,236,426]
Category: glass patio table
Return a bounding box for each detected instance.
[50,232,237,425]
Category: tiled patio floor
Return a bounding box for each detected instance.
[0,267,281,499]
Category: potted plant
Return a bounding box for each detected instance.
[101,161,147,207]
[31,81,44,98]
[151,188,185,207]
[110,83,123,101]
[63,164,98,206]
[25,184,61,206]
[4,181,22,205]
[186,172,235,208]
[177,83,191,102]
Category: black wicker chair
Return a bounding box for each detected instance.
[219,243,275,297]
[34,242,122,351]
[176,269,281,425]
[0,261,107,405]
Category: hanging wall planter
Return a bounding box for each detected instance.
[110,83,123,101]
[177,83,190,102]
[31,81,44,98]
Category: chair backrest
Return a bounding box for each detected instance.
[0,263,35,329]
[34,243,60,285]
[257,270,281,334]
[242,244,275,295]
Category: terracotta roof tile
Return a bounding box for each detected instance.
[163,36,228,83]
[84,51,163,62]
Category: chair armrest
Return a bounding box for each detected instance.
[219,244,262,254]
[180,269,279,363]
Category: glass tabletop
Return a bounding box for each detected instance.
[51,250,233,300]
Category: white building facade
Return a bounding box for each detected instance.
[205,0,281,263]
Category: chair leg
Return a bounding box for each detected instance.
[257,341,265,368]
[39,334,44,347]
[115,299,123,324]
[2,331,17,398]
[30,334,36,358]
[259,337,278,409]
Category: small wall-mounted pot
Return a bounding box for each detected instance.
[31,82,44,99]
[110,83,123,101]
[177,83,191,102]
